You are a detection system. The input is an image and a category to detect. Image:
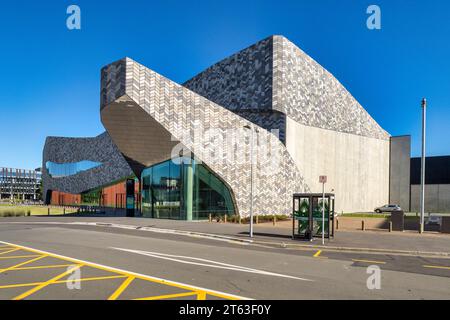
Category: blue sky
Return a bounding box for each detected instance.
[0,0,449,169]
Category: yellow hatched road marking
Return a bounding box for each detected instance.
[0,254,41,260]
[108,276,135,300]
[13,264,84,300]
[0,248,21,256]
[134,291,198,300]
[352,259,386,264]
[197,291,207,300]
[0,241,247,300]
[0,275,127,290]
[423,265,450,270]
[11,264,76,271]
[0,255,48,274]
[54,275,128,284]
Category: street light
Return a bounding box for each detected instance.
[243,124,259,238]
[420,98,427,234]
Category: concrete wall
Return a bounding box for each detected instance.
[286,117,390,213]
[410,184,450,213]
[389,136,411,210]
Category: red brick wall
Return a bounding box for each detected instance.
[50,191,81,205]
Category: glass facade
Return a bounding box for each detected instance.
[141,157,235,220]
[46,160,102,178]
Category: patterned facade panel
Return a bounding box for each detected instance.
[183,36,274,112]
[101,58,309,217]
[183,35,389,141]
[42,132,133,199]
[272,36,389,140]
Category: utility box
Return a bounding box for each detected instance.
[391,210,404,231]
[441,217,450,234]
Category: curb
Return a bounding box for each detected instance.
[76,222,450,258]
[2,220,449,258]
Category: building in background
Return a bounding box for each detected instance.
[0,167,42,202]
[42,132,135,208]
[43,35,450,218]
[410,155,450,212]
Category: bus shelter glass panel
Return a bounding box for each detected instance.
[293,197,310,236]
[312,196,329,237]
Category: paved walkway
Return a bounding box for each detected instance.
[1,216,450,255]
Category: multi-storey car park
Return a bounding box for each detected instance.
[0,167,42,202]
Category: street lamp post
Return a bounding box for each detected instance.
[244,124,259,238]
[420,98,427,234]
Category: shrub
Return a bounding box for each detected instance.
[211,214,290,224]
[0,210,26,217]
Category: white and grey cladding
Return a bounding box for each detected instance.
[42,132,133,198]
[184,35,389,141]
[101,58,309,217]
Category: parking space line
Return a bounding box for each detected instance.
[0,255,48,274]
[423,265,450,270]
[108,276,135,300]
[134,291,199,300]
[0,240,249,300]
[352,259,386,264]
[0,248,20,255]
[13,264,84,300]
[0,254,41,260]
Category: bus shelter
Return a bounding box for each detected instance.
[292,193,335,240]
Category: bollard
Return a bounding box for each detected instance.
[336,218,339,230]
[209,214,212,223]
[273,214,276,226]
[48,207,50,216]
[224,215,227,223]
[389,221,392,232]
[63,208,66,215]
[362,220,365,231]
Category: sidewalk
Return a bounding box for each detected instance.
[1,216,450,256]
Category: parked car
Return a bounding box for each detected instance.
[426,214,442,226]
[374,204,402,213]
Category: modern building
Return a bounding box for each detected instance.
[0,167,42,201]
[42,35,448,218]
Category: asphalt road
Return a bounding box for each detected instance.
[1,222,450,300]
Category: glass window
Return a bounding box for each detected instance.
[140,156,235,220]
[46,160,103,178]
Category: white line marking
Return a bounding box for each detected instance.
[112,247,312,282]
[0,240,250,300]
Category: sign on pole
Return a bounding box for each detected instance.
[319,176,327,245]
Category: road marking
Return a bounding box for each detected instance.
[0,248,20,255]
[134,291,198,300]
[0,255,48,274]
[108,276,135,300]
[352,259,386,265]
[0,254,41,260]
[313,250,328,259]
[11,263,76,271]
[13,264,84,300]
[423,265,450,270]
[0,275,128,290]
[112,247,312,282]
[0,240,249,300]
